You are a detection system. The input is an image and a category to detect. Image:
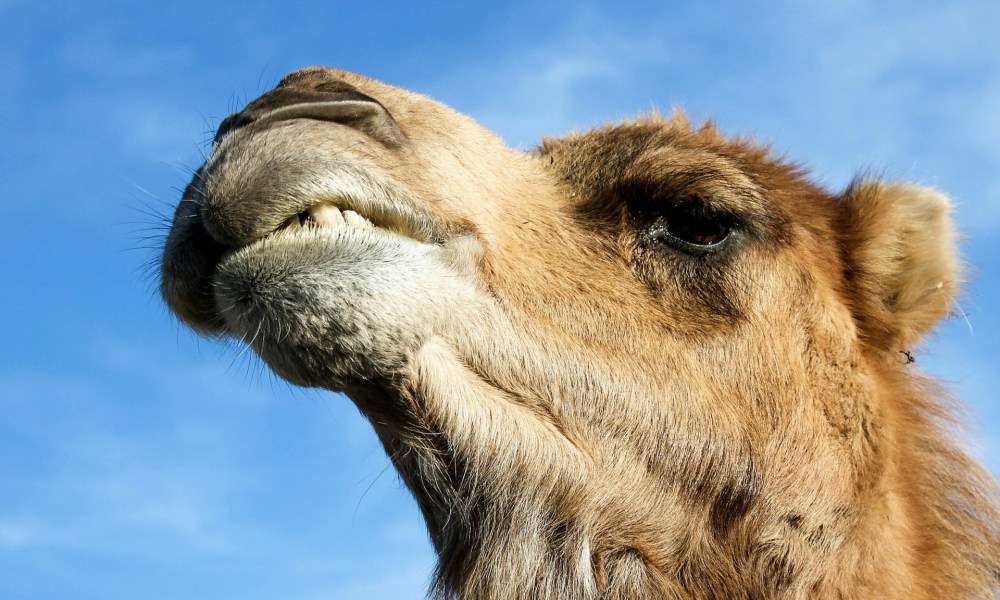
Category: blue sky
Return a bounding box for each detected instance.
[1,1,997,598]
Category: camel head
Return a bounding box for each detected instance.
[160,67,999,599]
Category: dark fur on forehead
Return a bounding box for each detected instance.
[536,114,802,191]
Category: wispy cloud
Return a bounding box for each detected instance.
[0,444,239,557]
[0,516,50,548]
[421,8,673,147]
[1,321,433,597]
[106,95,208,163]
[421,1,1000,232]
[804,2,1000,199]
[0,363,242,556]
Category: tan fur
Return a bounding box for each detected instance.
[160,67,1000,599]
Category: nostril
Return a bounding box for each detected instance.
[197,202,235,248]
[160,203,230,334]
[176,176,237,249]
[213,113,253,146]
[197,192,293,249]
[197,198,265,250]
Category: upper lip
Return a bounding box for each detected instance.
[213,94,407,151]
[257,100,386,128]
[215,100,386,145]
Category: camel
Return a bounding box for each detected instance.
[160,67,1000,599]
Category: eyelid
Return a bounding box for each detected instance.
[629,197,738,256]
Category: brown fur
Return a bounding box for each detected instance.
[160,67,1000,599]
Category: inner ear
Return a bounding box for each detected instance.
[838,180,961,352]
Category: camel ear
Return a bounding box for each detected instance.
[839,180,961,351]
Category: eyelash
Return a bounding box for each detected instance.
[634,200,736,256]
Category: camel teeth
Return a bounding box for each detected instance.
[342,209,372,228]
[281,203,377,233]
[310,203,345,228]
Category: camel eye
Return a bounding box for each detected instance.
[645,203,734,255]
